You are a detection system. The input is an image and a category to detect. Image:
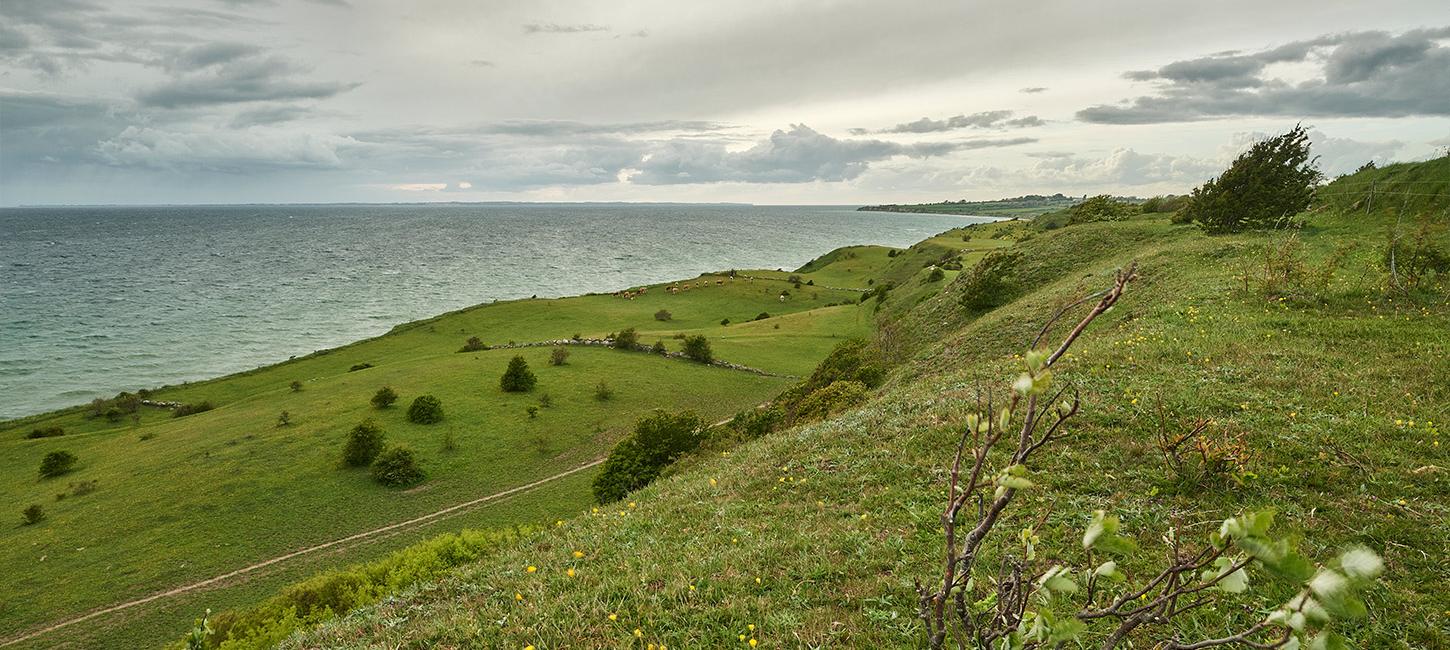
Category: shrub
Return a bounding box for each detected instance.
[173,401,215,418]
[549,346,570,366]
[185,529,526,650]
[594,381,614,401]
[407,395,444,424]
[342,419,385,467]
[754,312,770,321]
[289,380,303,393]
[729,407,782,439]
[27,426,64,439]
[795,380,869,421]
[651,340,667,355]
[370,386,398,409]
[926,267,945,282]
[1383,215,1450,291]
[720,318,730,326]
[276,411,291,427]
[458,336,487,353]
[348,363,373,372]
[500,355,537,392]
[371,446,425,487]
[538,393,554,408]
[22,504,44,525]
[39,450,77,478]
[957,249,1025,312]
[1183,125,1322,234]
[681,335,713,364]
[653,309,672,321]
[1066,195,1134,225]
[104,407,123,423]
[592,411,704,504]
[1140,194,1188,213]
[526,405,539,419]
[612,327,639,349]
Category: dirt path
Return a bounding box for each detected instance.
[0,459,605,648]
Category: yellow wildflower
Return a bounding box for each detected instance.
[526,565,537,573]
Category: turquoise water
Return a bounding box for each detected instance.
[0,203,986,419]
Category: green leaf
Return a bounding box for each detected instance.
[1012,373,1034,396]
[1338,547,1384,580]
[1200,557,1249,593]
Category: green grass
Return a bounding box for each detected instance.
[289,164,1447,649]
[0,257,886,648]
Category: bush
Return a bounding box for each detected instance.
[538,393,554,408]
[22,504,44,525]
[549,346,570,366]
[1383,215,1450,290]
[348,363,373,372]
[458,336,488,353]
[1183,125,1322,234]
[370,386,398,409]
[729,407,783,439]
[39,450,77,478]
[594,380,614,401]
[612,327,639,349]
[27,426,64,439]
[371,446,425,487]
[1066,195,1134,225]
[720,318,730,326]
[173,401,215,418]
[276,411,291,427]
[795,380,869,421]
[342,419,386,467]
[653,309,672,321]
[958,250,1024,312]
[289,380,303,392]
[754,312,770,321]
[651,340,667,354]
[1139,194,1188,213]
[500,355,537,392]
[592,411,704,503]
[407,394,444,424]
[526,405,539,418]
[185,529,526,650]
[681,335,713,364]
[927,267,945,282]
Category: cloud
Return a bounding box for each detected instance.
[137,53,359,108]
[522,23,609,34]
[170,42,261,70]
[469,59,496,67]
[97,125,356,171]
[229,104,316,128]
[1020,87,1048,93]
[627,124,1032,185]
[877,110,1042,133]
[1079,27,1450,123]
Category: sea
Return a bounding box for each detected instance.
[0,203,989,420]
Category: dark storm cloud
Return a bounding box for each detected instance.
[628,124,1033,185]
[138,54,359,108]
[522,23,610,34]
[876,110,1043,134]
[1079,27,1450,123]
[0,90,125,173]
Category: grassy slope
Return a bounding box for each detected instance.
[0,258,888,647]
[293,164,1447,649]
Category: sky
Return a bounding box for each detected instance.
[1,0,1447,206]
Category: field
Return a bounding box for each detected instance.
[288,160,1448,649]
[0,253,891,648]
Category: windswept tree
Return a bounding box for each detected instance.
[1184,125,1322,234]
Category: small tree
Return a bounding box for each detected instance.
[500,355,537,392]
[682,335,713,364]
[549,346,570,366]
[407,394,444,424]
[1184,125,1323,234]
[612,327,639,350]
[39,450,77,478]
[458,336,487,352]
[289,380,303,393]
[342,419,385,467]
[370,386,398,409]
[22,504,45,525]
[592,410,703,503]
[651,340,667,355]
[720,318,730,326]
[371,445,425,487]
[654,309,672,321]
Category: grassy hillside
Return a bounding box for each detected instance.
[858,194,1080,217]
[0,252,887,648]
[288,161,1447,648]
